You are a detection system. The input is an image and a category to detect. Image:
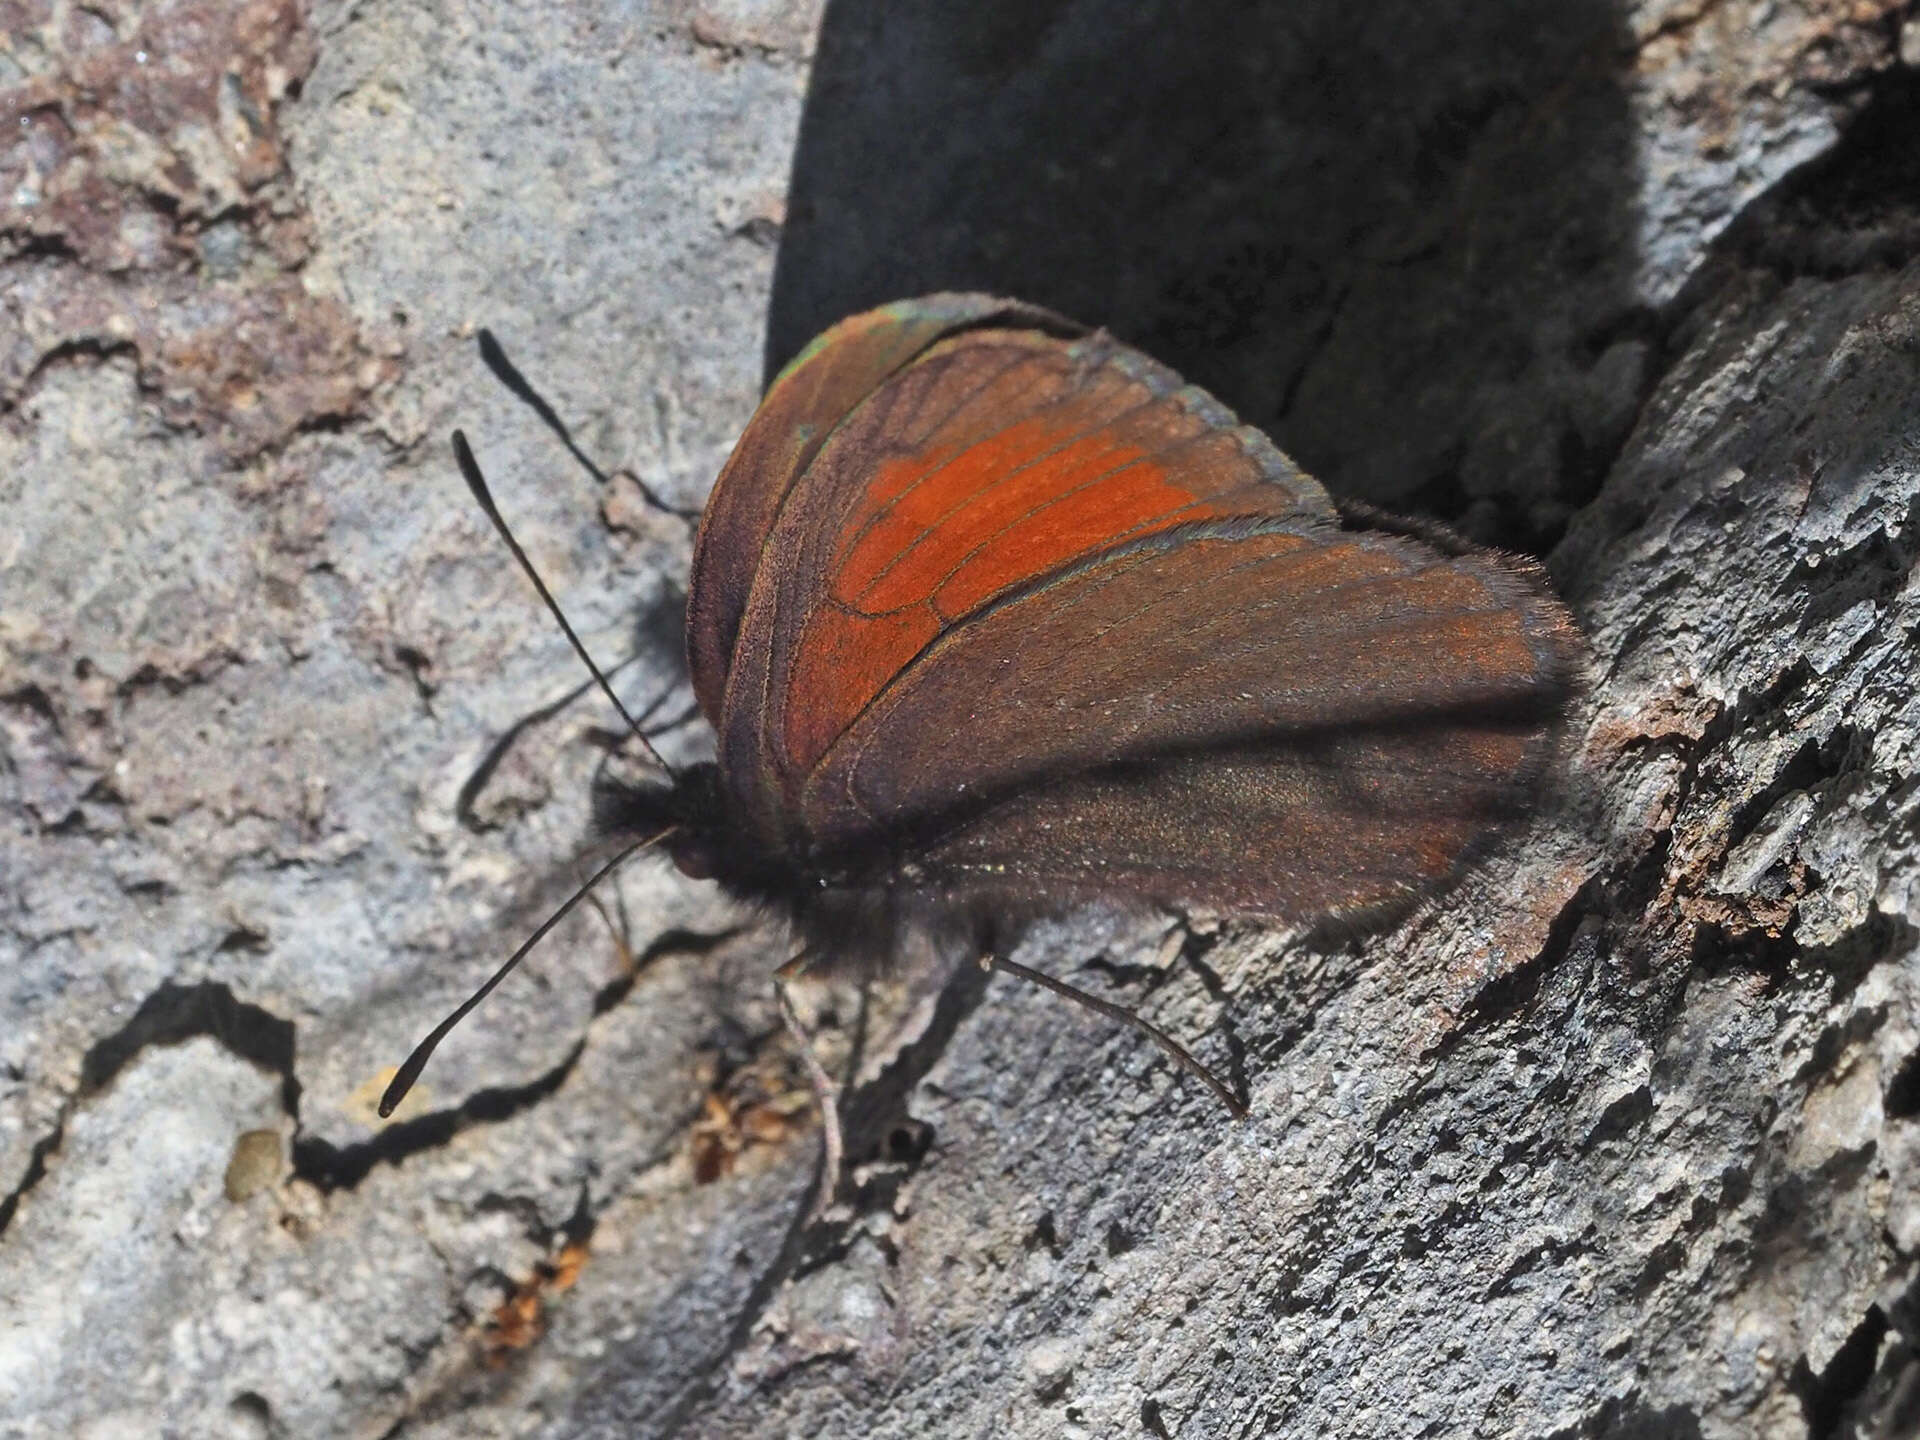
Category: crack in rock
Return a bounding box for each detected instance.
[296,925,742,1192]
[1,979,298,1242]
[294,1042,587,1194]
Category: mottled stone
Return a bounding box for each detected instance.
[4,2,1917,1438]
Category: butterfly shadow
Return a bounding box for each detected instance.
[769,0,1644,555]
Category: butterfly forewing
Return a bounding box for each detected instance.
[716,326,1339,845]
[686,294,1079,722]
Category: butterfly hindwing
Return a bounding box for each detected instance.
[798,518,1579,872]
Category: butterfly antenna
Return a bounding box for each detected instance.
[476,328,700,519]
[450,430,673,775]
[986,954,1249,1119]
[378,827,674,1117]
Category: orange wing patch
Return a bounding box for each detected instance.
[714,326,1333,830]
[689,297,1080,721]
[785,444,1211,775]
[782,605,943,779]
[773,337,1319,780]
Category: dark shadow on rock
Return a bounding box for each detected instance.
[767,0,1642,553]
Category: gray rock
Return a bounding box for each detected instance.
[2,1,1915,1437]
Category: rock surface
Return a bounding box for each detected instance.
[3,1,1917,1437]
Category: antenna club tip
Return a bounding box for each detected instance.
[378,1061,423,1118]
[376,1076,410,1118]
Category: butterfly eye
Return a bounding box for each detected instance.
[668,837,720,881]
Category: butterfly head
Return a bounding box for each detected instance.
[593,760,807,902]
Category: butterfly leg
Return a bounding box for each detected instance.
[773,953,844,1216]
[983,954,1250,1120]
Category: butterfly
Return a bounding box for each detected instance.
[381,293,1582,1151]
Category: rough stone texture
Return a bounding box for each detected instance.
[2,1,1917,1437]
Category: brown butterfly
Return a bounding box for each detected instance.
[383,294,1581,1166]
